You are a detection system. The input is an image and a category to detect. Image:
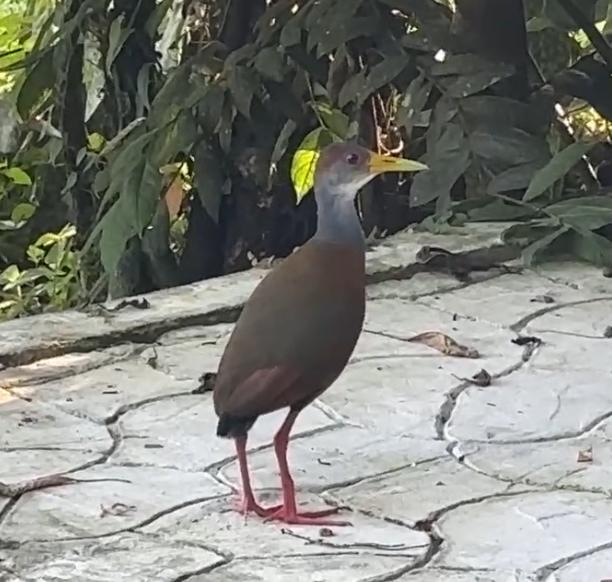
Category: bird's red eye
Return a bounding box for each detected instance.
[346,153,359,165]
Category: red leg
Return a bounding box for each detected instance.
[234,435,281,518]
[266,410,351,526]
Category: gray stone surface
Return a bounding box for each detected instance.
[1,224,612,582]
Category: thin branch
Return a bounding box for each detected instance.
[0,474,131,498]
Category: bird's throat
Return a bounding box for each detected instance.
[312,187,365,250]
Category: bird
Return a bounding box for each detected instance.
[213,141,426,526]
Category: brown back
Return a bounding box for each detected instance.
[213,240,365,419]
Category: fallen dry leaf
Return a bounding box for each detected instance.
[453,368,492,387]
[530,294,554,304]
[512,335,542,347]
[100,502,137,518]
[577,446,593,463]
[192,372,217,394]
[407,331,479,358]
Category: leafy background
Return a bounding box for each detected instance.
[1,0,612,320]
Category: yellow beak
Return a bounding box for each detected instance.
[368,152,428,175]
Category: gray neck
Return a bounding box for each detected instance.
[312,183,365,250]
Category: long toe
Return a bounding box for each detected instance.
[234,498,283,518]
[292,507,342,518]
[253,503,283,518]
[265,506,351,526]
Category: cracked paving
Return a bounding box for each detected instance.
[1,225,612,581]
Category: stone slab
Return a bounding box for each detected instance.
[435,491,612,574]
[2,224,612,581]
[0,225,506,365]
[1,465,227,542]
[144,495,429,559]
[333,457,512,525]
[0,397,110,483]
[0,533,222,582]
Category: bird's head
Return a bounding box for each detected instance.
[314,143,427,199]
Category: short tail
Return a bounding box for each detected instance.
[216,413,257,438]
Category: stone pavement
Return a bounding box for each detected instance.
[1,224,612,582]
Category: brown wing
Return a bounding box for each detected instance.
[213,241,365,419]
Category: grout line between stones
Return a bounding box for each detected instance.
[511,296,612,333]
[534,538,612,581]
[466,408,612,446]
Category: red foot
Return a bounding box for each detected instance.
[265,505,351,526]
[233,497,282,518]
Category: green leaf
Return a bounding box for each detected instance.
[0,264,20,284]
[145,0,174,37]
[469,127,550,170]
[125,159,163,233]
[94,128,159,219]
[10,202,35,223]
[543,0,597,30]
[1,166,32,185]
[312,16,378,56]
[410,122,469,207]
[523,142,595,202]
[522,226,569,266]
[501,221,558,247]
[487,161,546,195]
[194,142,224,223]
[337,70,367,108]
[279,16,303,46]
[313,102,349,138]
[544,195,612,230]
[396,73,432,134]
[363,53,408,95]
[218,98,236,154]
[270,119,297,176]
[99,198,138,275]
[526,16,554,32]
[431,55,514,99]
[16,50,54,119]
[381,0,451,47]
[253,47,285,82]
[461,95,549,136]
[338,54,407,108]
[290,127,336,202]
[197,85,226,134]
[464,199,533,221]
[35,232,60,247]
[256,0,300,44]
[566,229,612,267]
[227,65,258,118]
[304,0,337,29]
[87,132,106,152]
[106,15,132,75]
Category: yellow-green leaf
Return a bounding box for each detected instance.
[87,132,106,152]
[290,127,337,203]
[0,264,20,284]
[10,202,35,223]
[1,166,32,185]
